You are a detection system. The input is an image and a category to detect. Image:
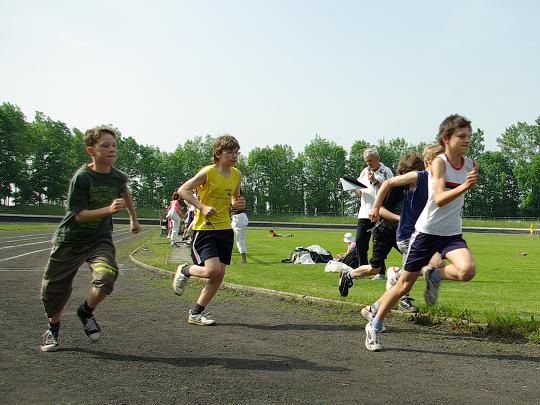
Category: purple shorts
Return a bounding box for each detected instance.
[403,232,468,272]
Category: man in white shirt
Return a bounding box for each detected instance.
[354,148,393,279]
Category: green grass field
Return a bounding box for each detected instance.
[137,226,540,341]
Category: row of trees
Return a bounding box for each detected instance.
[1,102,539,217]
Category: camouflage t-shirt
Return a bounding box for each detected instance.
[53,165,128,245]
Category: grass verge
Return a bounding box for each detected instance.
[132,227,539,343]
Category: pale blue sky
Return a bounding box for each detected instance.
[1,0,539,154]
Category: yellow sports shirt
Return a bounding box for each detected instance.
[192,165,241,231]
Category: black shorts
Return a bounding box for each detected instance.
[190,229,234,265]
[369,222,399,268]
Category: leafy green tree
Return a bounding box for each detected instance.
[27,112,75,205]
[497,117,540,214]
[0,103,29,205]
[468,128,485,160]
[303,136,347,215]
[376,137,411,174]
[464,151,519,217]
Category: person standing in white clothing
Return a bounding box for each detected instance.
[231,201,248,264]
[354,148,393,279]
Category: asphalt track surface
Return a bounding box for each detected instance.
[1,227,539,404]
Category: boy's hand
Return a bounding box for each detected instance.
[232,196,246,210]
[464,165,478,190]
[109,198,126,214]
[130,219,141,234]
[201,205,217,217]
[368,207,380,222]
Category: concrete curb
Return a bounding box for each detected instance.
[129,243,365,310]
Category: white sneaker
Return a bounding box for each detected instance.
[361,306,374,322]
[173,264,189,295]
[371,274,386,281]
[365,322,382,351]
[188,311,216,326]
[40,329,59,352]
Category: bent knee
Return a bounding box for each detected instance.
[458,264,476,281]
[205,265,225,279]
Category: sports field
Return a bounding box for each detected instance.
[141,227,540,325]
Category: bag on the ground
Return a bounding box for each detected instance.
[282,245,333,264]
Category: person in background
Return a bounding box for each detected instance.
[354,148,393,280]
[231,191,249,263]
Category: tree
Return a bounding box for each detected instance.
[0,103,29,204]
[27,112,75,205]
[463,151,519,217]
[497,117,540,213]
[303,136,347,216]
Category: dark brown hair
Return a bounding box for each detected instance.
[397,152,424,175]
[213,134,240,164]
[84,126,117,146]
[438,114,471,145]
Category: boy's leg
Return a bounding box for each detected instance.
[424,237,474,306]
[81,240,119,341]
[40,245,86,351]
[439,248,475,281]
[365,271,420,351]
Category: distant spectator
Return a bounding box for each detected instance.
[269,229,294,238]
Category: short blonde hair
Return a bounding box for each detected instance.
[84,126,117,146]
[423,143,444,166]
[213,134,240,163]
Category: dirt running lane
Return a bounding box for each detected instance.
[1,228,539,404]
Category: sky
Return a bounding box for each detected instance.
[1,0,539,155]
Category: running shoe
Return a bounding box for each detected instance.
[77,305,101,341]
[338,269,353,297]
[173,264,190,295]
[398,296,419,313]
[40,329,59,352]
[371,274,386,281]
[365,322,382,351]
[188,310,216,326]
[423,266,440,306]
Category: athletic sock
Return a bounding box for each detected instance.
[431,269,441,283]
[79,301,94,317]
[371,317,384,331]
[48,321,60,337]
[181,265,191,277]
[191,303,205,315]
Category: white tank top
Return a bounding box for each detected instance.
[415,154,475,236]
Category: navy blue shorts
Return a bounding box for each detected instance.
[403,232,468,272]
[190,229,234,265]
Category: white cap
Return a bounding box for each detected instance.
[343,232,354,243]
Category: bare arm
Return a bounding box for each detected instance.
[432,158,478,207]
[74,198,125,223]
[178,170,217,217]
[368,172,418,222]
[231,174,246,210]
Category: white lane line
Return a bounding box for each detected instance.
[0,229,152,263]
[0,269,44,272]
[0,232,55,241]
[0,248,51,262]
[0,240,52,250]
[0,235,53,244]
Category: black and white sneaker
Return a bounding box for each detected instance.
[77,305,101,341]
[423,266,440,306]
[40,329,59,352]
[338,269,353,297]
[398,296,419,313]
